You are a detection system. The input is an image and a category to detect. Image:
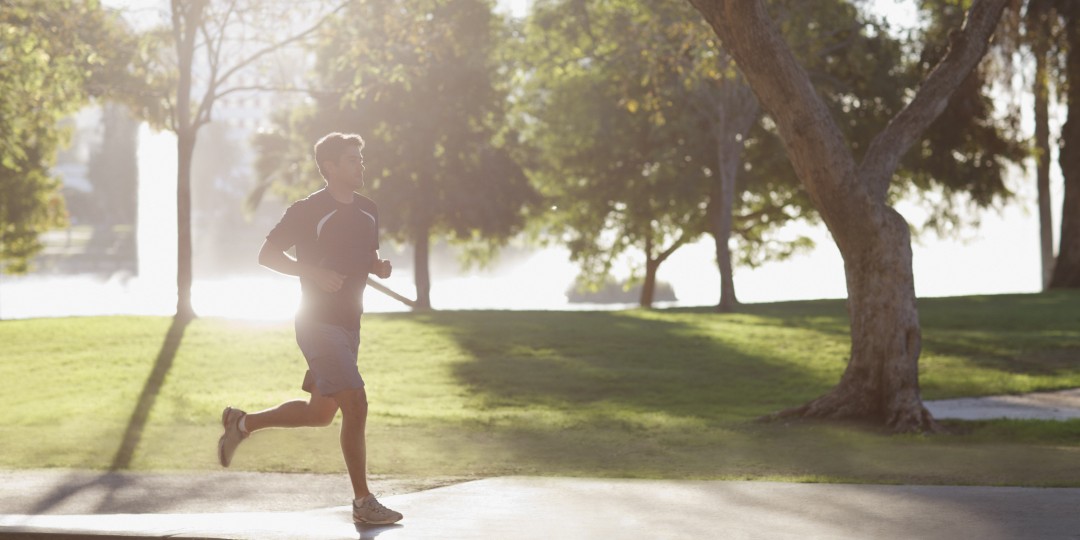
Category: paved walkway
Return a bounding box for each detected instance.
[926,387,1080,420]
[2,475,1080,539]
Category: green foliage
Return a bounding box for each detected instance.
[732,1,916,265]
[518,0,714,287]
[886,0,1028,234]
[0,0,135,273]
[3,292,1080,484]
[518,0,919,285]
[254,0,538,256]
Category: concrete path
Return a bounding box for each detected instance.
[926,387,1080,420]
[3,475,1080,539]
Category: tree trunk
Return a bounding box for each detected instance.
[705,75,757,313]
[175,130,196,322]
[1033,3,1055,290]
[712,138,739,313]
[640,258,659,308]
[171,0,201,323]
[413,228,432,310]
[777,207,935,431]
[1051,6,1080,288]
[688,0,1006,432]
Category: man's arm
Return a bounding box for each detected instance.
[258,239,344,292]
[369,251,392,279]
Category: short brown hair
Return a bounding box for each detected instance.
[313,132,365,180]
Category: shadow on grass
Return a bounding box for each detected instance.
[406,309,839,422]
[29,316,190,514]
[917,292,1080,374]
[680,292,1080,381]
[386,301,1080,487]
[110,316,190,470]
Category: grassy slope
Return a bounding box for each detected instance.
[2,291,1079,486]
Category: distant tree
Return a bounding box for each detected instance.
[1050,2,1080,287]
[0,0,134,274]
[252,0,538,310]
[894,1,1026,238]
[126,0,348,321]
[518,0,714,308]
[688,0,1008,432]
[1020,0,1064,288]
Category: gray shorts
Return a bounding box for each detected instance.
[295,319,365,396]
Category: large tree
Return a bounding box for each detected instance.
[521,0,926,310]
[688,0,1008,432]
[129,0,347,321]
[253,0,538,310]
[0,0,133,274]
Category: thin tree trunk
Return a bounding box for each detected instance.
[1033,0,1055,289]
[172,0,200,322]
[705,76,757,313]
[413,228,432,310]
[640,259,659,308]
[1051,6,1080,288]
[175,131,196,321]
[713,139,739,312]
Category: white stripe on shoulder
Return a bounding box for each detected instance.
[358,209,376,227]
[316,210,337,238]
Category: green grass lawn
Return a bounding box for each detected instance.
[2,291,1080,486]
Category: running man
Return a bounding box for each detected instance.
[217,132,403,525]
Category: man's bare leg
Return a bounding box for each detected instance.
[244,392,339,432]
[332,386,399,524]
[218,392,339,468]
[332,387,370,499]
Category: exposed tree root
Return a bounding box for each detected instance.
[758,386,941,434]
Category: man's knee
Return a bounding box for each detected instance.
[333,388,368,420]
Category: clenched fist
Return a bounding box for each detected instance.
[371,259,392,279]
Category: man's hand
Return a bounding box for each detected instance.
[371,259,392,279]
[306,266,345,292]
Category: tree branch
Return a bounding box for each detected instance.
[195,16,221,127]
[688,0,865,235]
[857,0,1009,203]
[209,0,349,102]
[655,230,689,265]
[213,84,319,101]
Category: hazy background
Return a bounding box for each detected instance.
[0,0,1060,320]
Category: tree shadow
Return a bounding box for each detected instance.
[394,303,1080,484]
[406,309,838,423]
[27,316,190,515]
[110,316,190,471]
[911,293,1080,399]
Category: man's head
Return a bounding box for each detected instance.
[314,132,365,189]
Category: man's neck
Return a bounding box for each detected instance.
[325,181,355,204]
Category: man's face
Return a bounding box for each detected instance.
[329,146,365,190]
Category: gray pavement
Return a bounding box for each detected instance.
[4,390,1080,540]
[2,475,1080,539]
[926,387,1080,421]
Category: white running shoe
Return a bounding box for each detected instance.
[353,494,403,525]
[217,406,248,467]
